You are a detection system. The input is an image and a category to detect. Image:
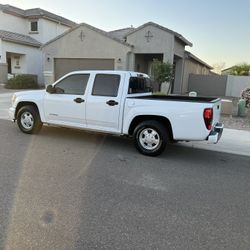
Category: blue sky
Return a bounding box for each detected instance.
[2,0,250,68]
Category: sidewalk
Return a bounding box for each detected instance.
[0,83,21,94]
[178,128,250,157]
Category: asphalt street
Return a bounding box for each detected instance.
[0,119,250,250]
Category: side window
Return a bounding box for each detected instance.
[55,74,89,95]
[128,77,152,94]
[92,74,120,97]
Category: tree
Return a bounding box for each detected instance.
[230,63,250,76]
[151,59,174,92]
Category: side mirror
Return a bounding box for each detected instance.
[46,85,55,94]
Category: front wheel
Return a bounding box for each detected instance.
[133,120,168,156]
[17,105,43,134]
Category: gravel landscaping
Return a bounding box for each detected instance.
[220,110,250,131]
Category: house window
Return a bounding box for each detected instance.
[30,21,38,32]
[14,56,20,69]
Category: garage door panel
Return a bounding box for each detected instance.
[55,58,115,80]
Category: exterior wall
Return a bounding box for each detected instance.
[0,10,28,34]
[2,41,43,84]
[173,58,184,93]
[0,9,72,85]
[127,52,135,71]
[126,24,175,63]
[0,63,7,83]
[1,39,9,82]
[0,39,3,63]
[0,10,71,44]
[188,74,227,96]
[42,25,132,84]
[174,39,185,58]
[29,18,70,44]
[226,75,250,97]
[188,75,250,97]
[172,40,187,94]
[182,59,212,93]
[10,54,26,75]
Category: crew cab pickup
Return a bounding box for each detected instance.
[9,71,224,156]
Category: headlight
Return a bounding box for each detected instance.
[11,94,16,106]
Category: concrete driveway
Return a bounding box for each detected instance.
[0,84,22,120]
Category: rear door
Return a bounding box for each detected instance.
[86,73,124,133]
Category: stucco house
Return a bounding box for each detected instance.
[182,51,213,93]
[0,4,76,83]
[0,4,212,93]
[42,21,212,94]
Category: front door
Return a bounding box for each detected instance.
[86,73,124,133]
[44,74,90,128]
[7,57,11,73]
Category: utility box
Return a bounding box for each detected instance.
[238,99,246,117]
[221,99,233,115]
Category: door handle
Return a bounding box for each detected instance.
[74,98,85,103]
[106,100,119,106]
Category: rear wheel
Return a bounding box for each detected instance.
[133,120,168,156]
[17,105,42,134]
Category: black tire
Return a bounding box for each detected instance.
[17,105,43,134]
[133,120,168,156]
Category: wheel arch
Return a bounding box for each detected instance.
[15,102,41,120]
[128,115,174,141]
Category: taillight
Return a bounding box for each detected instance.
[203,108,213,130]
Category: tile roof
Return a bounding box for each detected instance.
[108,27,135,42]
[42,23,133,48]
[0,30,41,47]
[185,51,213,69]
[0,4,76,27]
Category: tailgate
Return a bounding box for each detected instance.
[212,99,222,126]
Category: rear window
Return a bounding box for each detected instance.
[128,77,152,94]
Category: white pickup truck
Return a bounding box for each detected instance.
[9,71,223,156]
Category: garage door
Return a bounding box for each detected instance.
[54,58,115,80]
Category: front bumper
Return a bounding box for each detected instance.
[207,123,224,144]
[9,107,16,121]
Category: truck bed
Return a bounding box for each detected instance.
[129,95,220,103]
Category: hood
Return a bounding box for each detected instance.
[15,89,45,97]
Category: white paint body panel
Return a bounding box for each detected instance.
[10,71,222,142]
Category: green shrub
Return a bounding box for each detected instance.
[241,88,250,108]
[151,59,174,92]
[5,74,39,89]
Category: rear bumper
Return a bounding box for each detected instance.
[207,123,224,144]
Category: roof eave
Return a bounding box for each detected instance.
[42,23,133,48]
[2,38,41,48]
[126,21,192,47]
[186,52,213,69]
[27,15,76,27]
